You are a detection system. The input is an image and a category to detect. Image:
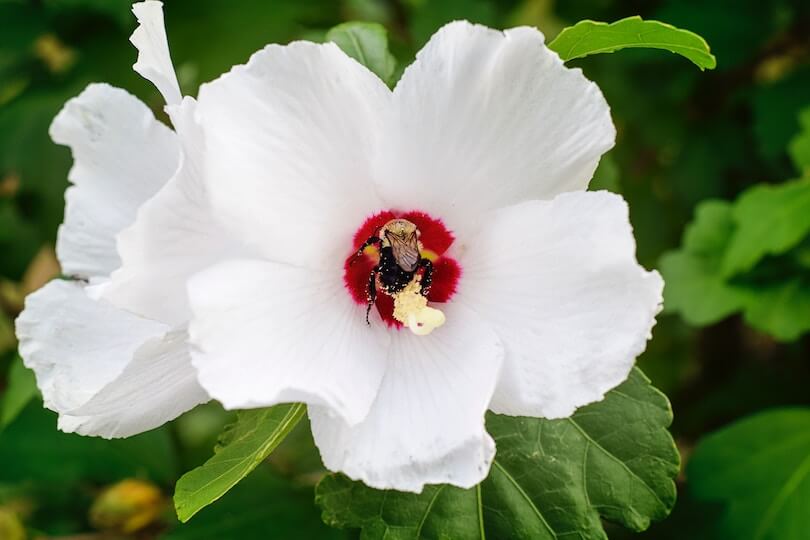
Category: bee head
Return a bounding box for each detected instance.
[381,219,418,240]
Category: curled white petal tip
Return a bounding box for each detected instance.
[130,0,181,106]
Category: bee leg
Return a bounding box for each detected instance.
[350,236,381,266]
[418,258,434,296]
[366,267,378,325]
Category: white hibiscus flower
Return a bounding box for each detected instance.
[16,1,663,493]
[185,13,663,489]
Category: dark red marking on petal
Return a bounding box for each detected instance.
[344,253,375,306]
[427,257,462,303]
[344,209,462,328]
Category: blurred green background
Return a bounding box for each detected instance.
[1,0,808,538]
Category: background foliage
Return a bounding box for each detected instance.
[0,0,808,538]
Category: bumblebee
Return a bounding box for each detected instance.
[350,219,434,324]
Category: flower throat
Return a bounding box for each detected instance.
[343,211,461,335]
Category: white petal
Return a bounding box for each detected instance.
[102,98,244,326]
[376,22,615,231]
[459,191,663,419]
[195,41,390,269]
[63,330,209,438]
[15,280,169,413]
[51,83,179,279]
[130,1,181,106]
[309,302,503,492]
[188,259,389,424]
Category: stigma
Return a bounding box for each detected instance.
[392,279,446,335]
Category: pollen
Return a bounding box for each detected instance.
[392,279,446,335]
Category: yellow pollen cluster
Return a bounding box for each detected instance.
[392,279,446,336]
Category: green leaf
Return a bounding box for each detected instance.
[660,201,749,325]
[165,467,347,540]
[788,107,810,174]
[316,368,679,539]
[739,278,810,342]
[326,22,396,85]
[688,408,810,540]
[173,403,305,523]
[317,476,484,538]
[721,178,810,278]
[548,16,716,70]
[661,188,810,341]
[0,356,38,429]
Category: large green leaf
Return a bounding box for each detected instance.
[326,22,396,86]
[316,368,679,539]
[721,179,810,278]
[548,16,716,70]
[173,403,305,522]
[688,408,810,540]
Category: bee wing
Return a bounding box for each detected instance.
[389,232,420,272]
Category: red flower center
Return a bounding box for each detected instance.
[344,210,461,328]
